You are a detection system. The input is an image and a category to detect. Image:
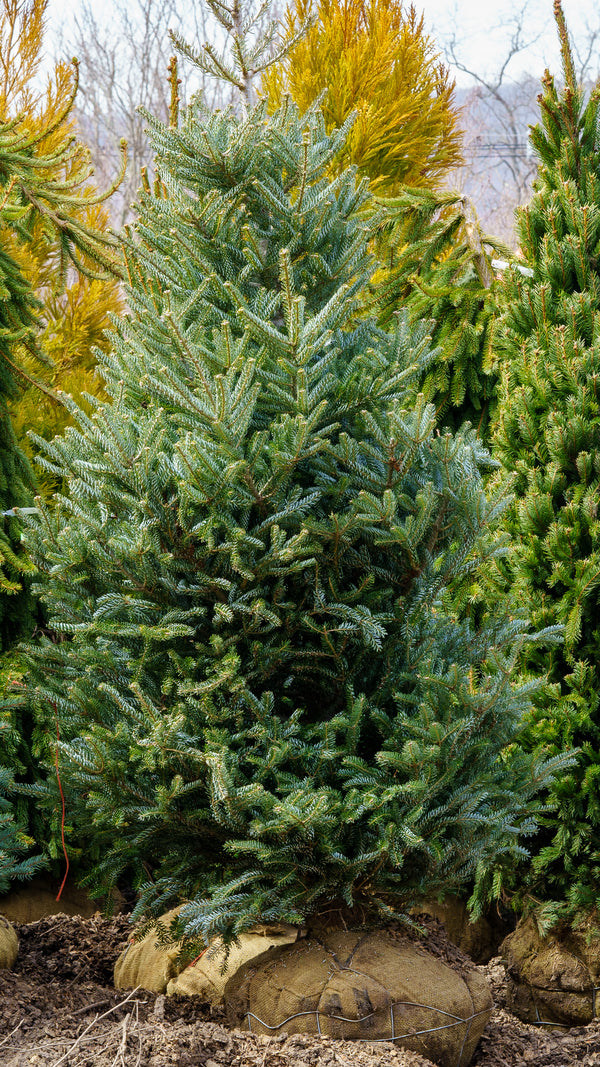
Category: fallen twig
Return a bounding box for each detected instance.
[72,997,113,1016]
[109,1010,130,1067]
[49,987,142,1067]
[0,1020,23,1048]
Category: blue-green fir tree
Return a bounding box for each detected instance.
[492,0,600,916]
[22,71,565,947]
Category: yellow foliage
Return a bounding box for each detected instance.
[262,0,463,195]
[0,0,44,117]
[0,0,123,470]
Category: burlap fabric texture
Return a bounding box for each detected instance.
[0,874,125,922]
[114,906,300,998]
[225,928,493,1067]
[502,913,600,1027]
[0,914,18,969]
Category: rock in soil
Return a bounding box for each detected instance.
[0,913,598,1066]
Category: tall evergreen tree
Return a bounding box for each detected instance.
[21,84,564,948]
[492,0,600,914]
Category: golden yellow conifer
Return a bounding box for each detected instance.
[0,0,124,645]
[0,0,124,459]
[262,0,463,195]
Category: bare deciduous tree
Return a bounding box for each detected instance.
[441,1,541,244]
[440,0,600,244]
[570,14,600,84]
[59,0,231,225]
[58,0,302,227]
[171,0,310,110]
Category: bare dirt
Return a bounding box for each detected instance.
[1,913,600,1067]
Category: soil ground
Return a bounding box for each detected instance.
[1,914,600,1067]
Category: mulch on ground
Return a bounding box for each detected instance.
[0,913,599,1066]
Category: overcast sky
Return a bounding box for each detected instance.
[46,0,600,89]
[418,0,600,85]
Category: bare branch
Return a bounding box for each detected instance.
[439,0,543,245]
[56,0,228,226]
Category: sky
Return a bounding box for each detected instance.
[418,0,600,85]
[45,0,600,89]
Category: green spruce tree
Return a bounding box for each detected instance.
[373,187,510,442]
[21,82,565,947]
[492,0,600,915]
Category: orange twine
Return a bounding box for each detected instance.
[187,947,208,968]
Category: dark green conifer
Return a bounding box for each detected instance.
[0,764,46,895]
[0,235,38,645]
[0,36,125,895]
[22,82,565,948]
[492,0,600,913]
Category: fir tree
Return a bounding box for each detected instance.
[492,0,600,914]
[22,88,564,948]
[0,649,46,892]
[262,0,503,443]
[0,766,46,895]
[262,0,462,195]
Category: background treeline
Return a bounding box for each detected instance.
[1,0,599,946]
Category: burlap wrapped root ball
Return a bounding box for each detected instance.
[114,906,300,998]
[225,928,493,1067]
[501,914,600,1027]
[0,915,18,969]
[114,907,184,993]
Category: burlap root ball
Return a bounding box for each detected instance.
[166,923,300,1000]
[501,914,600,1027]
[411,896,508,964]
[0,875,125,923]
[114,906,300,998]
[0,914,18,969]
[225,928,493,1067]
[114,907,184,993]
